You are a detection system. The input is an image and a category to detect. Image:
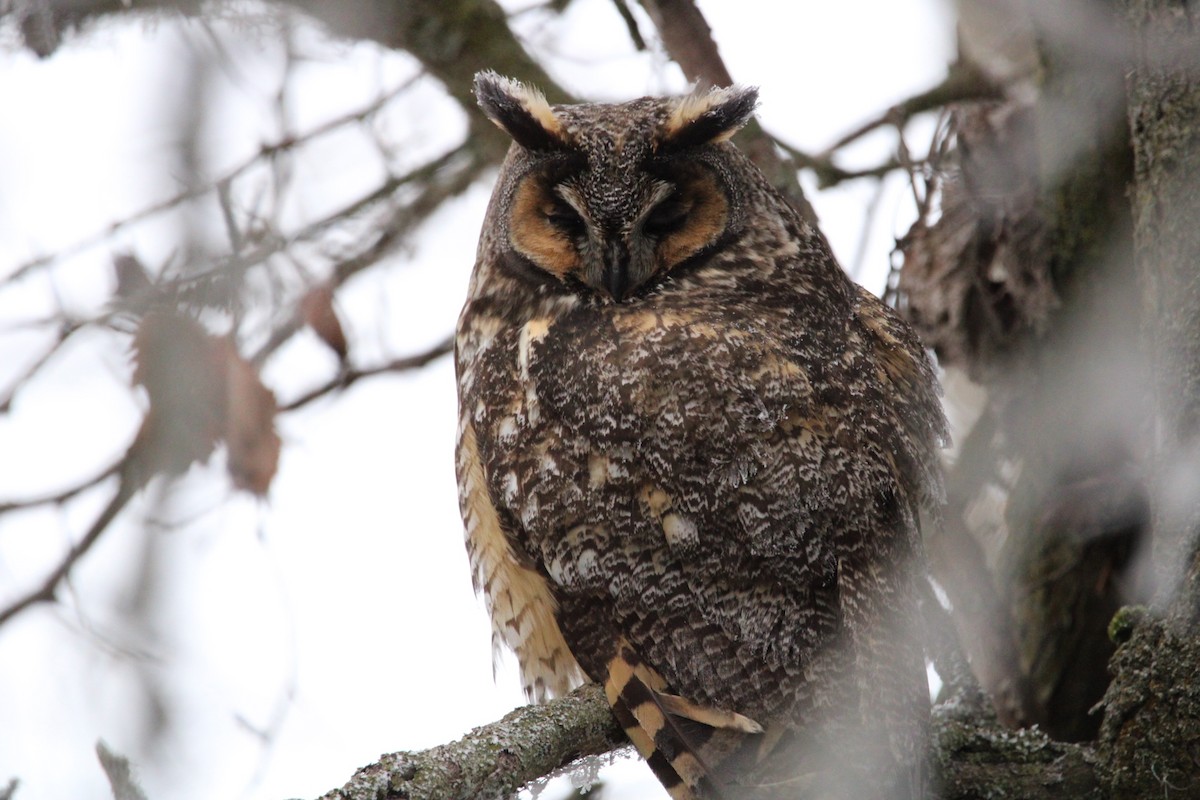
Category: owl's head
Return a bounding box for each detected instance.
[475,72,759,303]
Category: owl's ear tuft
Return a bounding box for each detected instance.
[475,71,569,152]
[660,85,758,151]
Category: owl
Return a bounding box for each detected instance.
[455,72,947,800]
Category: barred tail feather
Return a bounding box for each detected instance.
[604,639,761,799]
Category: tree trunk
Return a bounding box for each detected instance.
[1096,3,1200,796]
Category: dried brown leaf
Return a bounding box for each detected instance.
[130,311,226,477]
[130,311,281,495]
[113,253,153,302]
[220,338,281,496]
[300,284,349,360]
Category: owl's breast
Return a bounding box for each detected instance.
[526,302,809,442]
[476,301,844,556]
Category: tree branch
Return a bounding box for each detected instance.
[247,142,487,367]
[927,408,1038,729]
[1,71,425,288]
[820,61,1002,158]
[773,138,903,189]
[280,336,454,412]
[0,319,85,411]
[314,682,1104,800]
[0,474,135,628]
[0,461,121,516]
[1124,0,1200,613]
[933,712,1103,799]
[635,0,733,88]
[1096,5,1200,793]
[608,0,647,52]
[20,0,571,161]
[317,683,626,800]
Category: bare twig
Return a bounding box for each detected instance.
[0,474,137,628]
[774,137,904,189]
[0,320,85,413]
[609,0,647,51]
[1,73,423,288]
[280,336,455,412]
[820,62,1001,158]
[96,741,149,800]
[248,142,487,367]
[0,461,121,516]
[896,119,925,212]
[0,89,487,637]
[847,176,889,281]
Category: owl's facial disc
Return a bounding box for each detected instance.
[478,75,756,302]
[507,174,590,285]
[508,164,729,302]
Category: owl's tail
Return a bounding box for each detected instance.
[604,638,762,800]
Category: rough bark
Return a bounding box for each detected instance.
[1124,0,1200,611]
[1098,612,1200,798]
[314,684,1105,800]
[1094,3,1200,797]
[316,684,625,800]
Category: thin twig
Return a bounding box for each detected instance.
[847,175,889,282]
[896,120,925,211]
[0,320,86,413]
[609,0,647,51]
[2,72,424,288]
[248,142,486,367]
[280,336,454,412]
[0,475,137,628]
[0,462,122,516]
[775,137,904,189]
[820,62,1001,159]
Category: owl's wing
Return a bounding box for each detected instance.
[456,417,586,701]
[463,392,764,799]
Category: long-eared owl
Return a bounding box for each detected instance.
[455,72,947,799]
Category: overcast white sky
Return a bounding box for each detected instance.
[0,2,954,798]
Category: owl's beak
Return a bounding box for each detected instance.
[602,240,631,302]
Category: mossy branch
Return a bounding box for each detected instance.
[313,682,1107,800]
[315,684,626,800]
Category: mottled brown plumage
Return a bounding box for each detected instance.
[455,72,947,799]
